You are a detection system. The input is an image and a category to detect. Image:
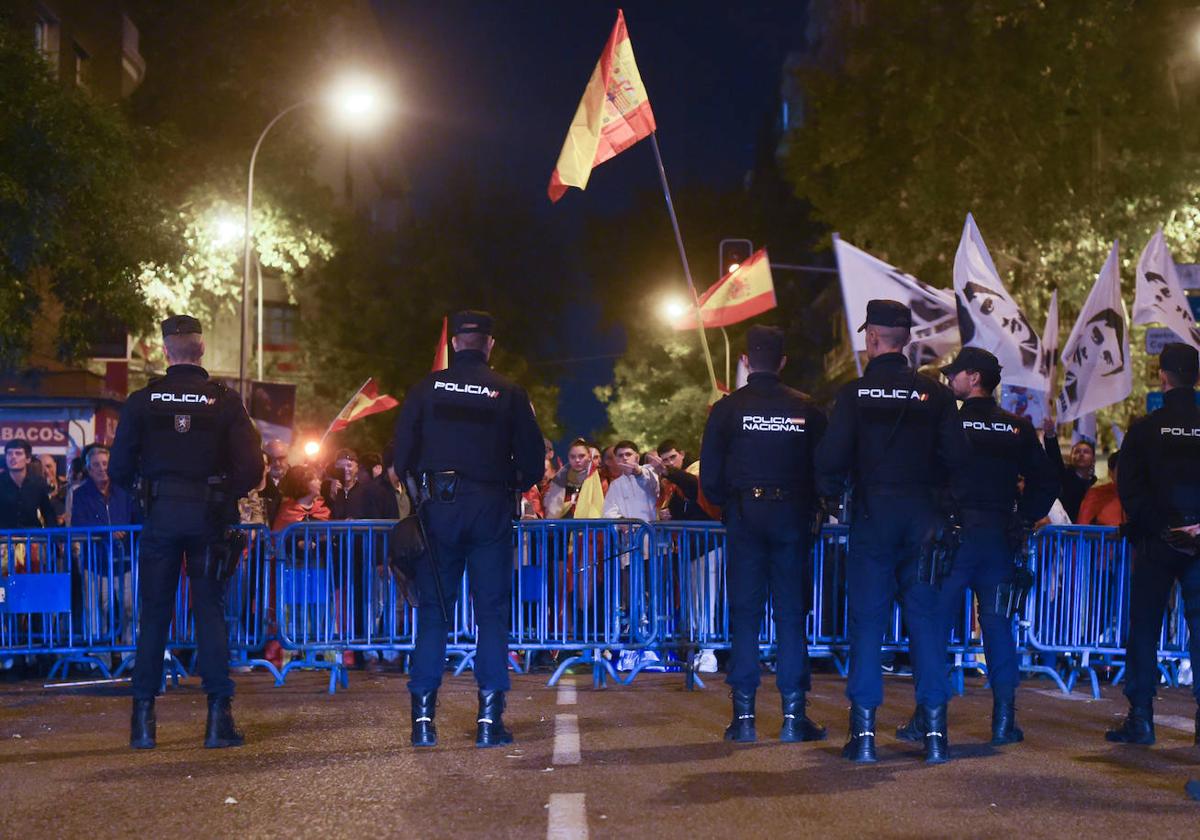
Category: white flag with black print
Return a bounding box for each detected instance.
[1056,241,1133,423]
[1133,228,1200,350]
[1040,289,1059,392]
[952,214,1044,389]
[832,234,959,367]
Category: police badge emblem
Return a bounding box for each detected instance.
[174,414,191,433]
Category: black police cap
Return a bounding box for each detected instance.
[857,299,913,332]
[745,325,784,356]
[1160,342,1199,379]
[161,314,202,338]
[941,346,1002,379]
[450,310,494,336]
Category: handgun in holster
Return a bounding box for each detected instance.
[917,513,960,586]
[191,475,246,582]
[422,471,459,503]
[981,524,1036,619]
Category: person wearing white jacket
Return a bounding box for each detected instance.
[602,440,659,522]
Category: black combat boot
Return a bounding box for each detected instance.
[1105,703,1155,745]
[203,695,245,749]
[476,690,513,748]
[780,691,826,742]
[841,704,876,763]
[990,699,1024,745]
[723,688,756,743]
[130,698,156,750]
[894,704,926,743]
[411,690,438,748]
[923,704,949,764]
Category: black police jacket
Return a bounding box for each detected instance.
[1118,387,1200,537]
[815,352,969,496]
[109,364,263,498]
[391,350,545,492]
[951,396,1056,523]
[699,371,827,508]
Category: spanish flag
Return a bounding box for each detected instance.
[573,468,606,519]
[432,316,449,372]
[674,248,776,330]
[326,378,399,435]
[548,9,656,202]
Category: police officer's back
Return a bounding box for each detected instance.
[1107,342,1200,746]
[392,311,544,749]
[109,315,261,750]
[814,299,969,764]
[700,326,828,744]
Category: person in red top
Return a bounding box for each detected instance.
[271,465,331,531]
[1077,452,1124,527]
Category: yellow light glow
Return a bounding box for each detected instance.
[659,297,690,323]
[303,440,320,459]
[327,73,392,130]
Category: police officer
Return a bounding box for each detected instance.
[1107,342,1200,747]
[109,315,262,750]
[699,326,828,744]
[895,348,1056,747]
[392,311,544,748]
[815,299,970,763]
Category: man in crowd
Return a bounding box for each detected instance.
[815,299,970,764]
[1076,451,1124,527]
[602,441,659,522]
[1107,342,1200,747]
[261,439,290,528]
[71,445,140,646]
[1042,425,1096,522]
[0,438,58,530]
[701,326,828,742]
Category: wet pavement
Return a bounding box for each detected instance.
[1,667,1198,838]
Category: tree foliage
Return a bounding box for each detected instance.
[784,0,1200,440]
[0,20,170,370]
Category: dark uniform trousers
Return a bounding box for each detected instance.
[131,498,234,701]
[935,516,1018,704]
[725,496,812,694]
[846,490,946,708]
[409,487,512,695]
[1124,537,1200,706]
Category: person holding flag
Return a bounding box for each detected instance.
[392,310,545,749]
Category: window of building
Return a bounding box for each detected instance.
[73,42,90,90]
[34,13,60,69]
[263,303,299,348]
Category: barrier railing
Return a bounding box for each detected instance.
[0,520,1191,698]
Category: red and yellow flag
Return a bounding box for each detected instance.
[674,248,776,330]
[573,467,606,519]
[432,316,449,372]
[548,9,656,202]
[326,378,399,434]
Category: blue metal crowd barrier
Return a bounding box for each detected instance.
[0,520,1193,699]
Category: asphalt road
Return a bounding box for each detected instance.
[1,667,1198,839]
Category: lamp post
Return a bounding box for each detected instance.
[660,296,731,388]
[238,74,392,403]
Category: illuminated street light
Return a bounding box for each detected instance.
[659,296,690,324]
[303,440,321,460]
[212,216,242,248]
[240,72,394,401]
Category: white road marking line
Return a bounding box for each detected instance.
[1155,714,1196,733]
[547,793,588,840]
[557,678,577,706]
[553,714,581,765]
[1031,689,1097,702]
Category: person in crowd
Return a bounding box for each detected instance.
[272,464,331,531]
[262,439,290,528]
[0,438,57,530]
[1076,451,1124,527]
[602,441,659,522]
[362,452,384,480]
[239,454,271,526]
[1042,420,1096,523]
[37,453,67,525]
[543,438,593,519]
[815,299,970,764]
[63,449,90,526]
[71,445,140,646]
[1107,342,1200,747]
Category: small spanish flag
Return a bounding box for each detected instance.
[673,248,776,330]
[326,378,399,435]
[548,9,656,202]
[573,467,606,519]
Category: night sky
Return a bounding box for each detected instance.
[372,1,811,437]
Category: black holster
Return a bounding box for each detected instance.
[917,516,960,586]
[423,471,459,503]
[190,527,247,582]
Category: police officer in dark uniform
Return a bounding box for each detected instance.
[1107,342,1200,747]
[895,347,1056,747]
[815,300,970,763]
[109,315,262,750]
[392,311,544,748]
[699,326,829,744]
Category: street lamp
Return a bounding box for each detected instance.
[657,294,732,388]
[239,73,393,402]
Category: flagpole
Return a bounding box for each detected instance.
[320,377,372,450]
[649,132,720,395]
